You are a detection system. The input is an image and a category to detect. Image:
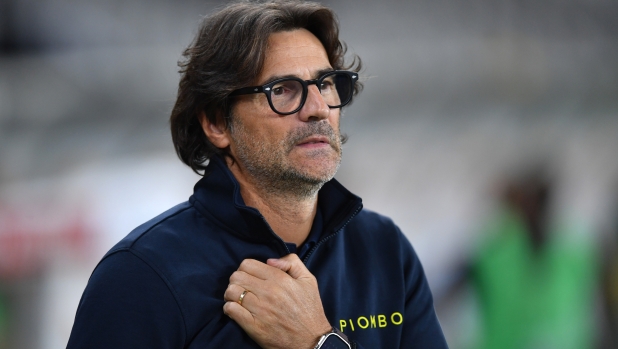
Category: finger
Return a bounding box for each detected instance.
[229,269,266,292]
[237,258,285,280]
[223,283,247,304]
[224,285,261,313]
[223,300,255,327]
[266,253,311,279]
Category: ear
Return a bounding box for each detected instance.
[200,111,231,149]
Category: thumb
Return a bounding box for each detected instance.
[267,253,310,279]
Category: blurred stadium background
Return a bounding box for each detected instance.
[1,0,617,348]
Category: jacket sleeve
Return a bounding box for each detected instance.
[336,225,448,349]
[66,250,185,349]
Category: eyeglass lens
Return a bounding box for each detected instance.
[269,72,352,114]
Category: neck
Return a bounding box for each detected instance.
[226,158,320,246]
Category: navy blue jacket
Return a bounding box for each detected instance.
[67,157,448,349]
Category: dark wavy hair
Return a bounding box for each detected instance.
[169,0,362,174]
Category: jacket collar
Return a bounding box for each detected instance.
[189,155,363,250]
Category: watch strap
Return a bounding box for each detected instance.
[331,327,349,343]
[313,327,351,349]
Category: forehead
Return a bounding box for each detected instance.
[257,28,332,83]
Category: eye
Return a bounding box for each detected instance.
[271,80,301,98]
[320,78,335,92]
[272,86,286,96]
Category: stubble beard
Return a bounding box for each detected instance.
[230,118,342,199]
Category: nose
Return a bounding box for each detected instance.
[298,85,330,122]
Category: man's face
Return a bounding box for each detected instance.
[227,29,342,196]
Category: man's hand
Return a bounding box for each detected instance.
[223,254,332,349]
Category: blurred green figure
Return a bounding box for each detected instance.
[470,173,598,349]
[0,290,7,349]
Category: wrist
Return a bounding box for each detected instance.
[313,327,351,349]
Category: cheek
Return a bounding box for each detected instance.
[260,121,291,145]
[233,111,286,146]
[232,100,269,132]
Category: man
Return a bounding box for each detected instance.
[67,1,448,348]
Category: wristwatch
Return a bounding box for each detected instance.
[313,327,351,349]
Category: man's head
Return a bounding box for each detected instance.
[210,28,352,197]
[170,0,362,177]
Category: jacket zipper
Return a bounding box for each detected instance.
[260,215,291,256]
[302,205,362,264]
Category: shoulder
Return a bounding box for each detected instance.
[75,199,238,347]
[95,199,228,292]
[87,200,199,288]
[341,208,419,266]
[93,200,211,303]
[106,201,195,253]
[68,249,186,348]
[346,208,410,246]
[351,208,397,229]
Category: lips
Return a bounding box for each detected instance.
[285,122,339,152]
[297,135,331,146]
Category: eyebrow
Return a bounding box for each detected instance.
[259,67,335,85]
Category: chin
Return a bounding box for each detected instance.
[296,158,340,182]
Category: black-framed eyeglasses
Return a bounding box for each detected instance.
[229,70,358,115]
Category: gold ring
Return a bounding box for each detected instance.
[238,290,248,305]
